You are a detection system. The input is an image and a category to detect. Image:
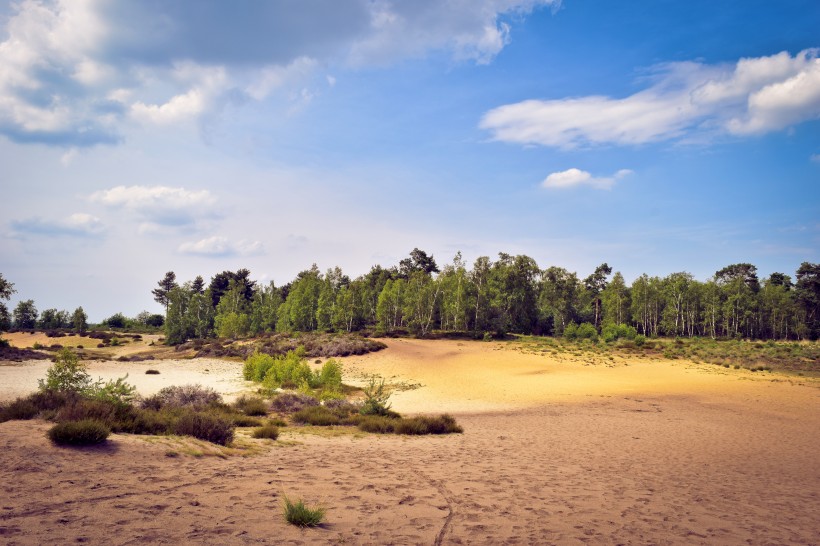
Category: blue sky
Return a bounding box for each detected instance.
[1,0,818,321]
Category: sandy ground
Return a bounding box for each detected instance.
[1,338,819,545]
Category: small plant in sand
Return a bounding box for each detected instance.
[360,376,392,416]
[233,394,269,416]
[282,496,325,527]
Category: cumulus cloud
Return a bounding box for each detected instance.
[11,212,105,237]
[178,236,264,257]
[0,0,555,147]
[481,49,820,148]
[541,168,632,190]
[89,185,217,227]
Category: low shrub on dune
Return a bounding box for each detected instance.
[48,419,110,446]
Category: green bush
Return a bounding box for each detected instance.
[563,322,578,340]
[243,351,276,382]
[360,376,392,416]
[171,411,234,446]
[38,348,93,394]
[48,419,110,446]
[283,496,325,527]
[229,413,264,427]
[576,322,598,341]
[634,334,646,347]
[252,423,280,440]
[357,414,397,433]
[317,359,343,390]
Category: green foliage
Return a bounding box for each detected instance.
[13,299,38,329]
[283,496,325,527]
[260,349,313,390]
[317,359,343,391]
[576,322,598,340]
[39,349,93,393]
[360,376,392,416]
[48,419,110,446]
[0,397,40,422]
[602,322,638,343]
[215,311,250,339]
[252,423,280,440]
[72,306,88,332]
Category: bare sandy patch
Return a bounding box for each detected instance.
[1,338,818,544]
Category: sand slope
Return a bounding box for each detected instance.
[1,339,818,545]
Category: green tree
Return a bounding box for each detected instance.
[332,286,358,332]
[489,253,539,334]
[439,252,469,332]
[0,274,16,333]
[13,299,38,329]
[72,307,88,333]
[152,271,178,311]
[469,256,492,333]
[399,248,440,277]
[601,271,630,326]
[250,281,281,334]
[539,266,581,335]
[214,280,251,339]
[582,263,612,329]
[402,271,441,336]
[795,262,820,339]
[208,269,255,308]
[284,265,321,331]
[376,278,405,332]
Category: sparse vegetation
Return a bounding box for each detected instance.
[282,496,326,527]
[233,394,268,416]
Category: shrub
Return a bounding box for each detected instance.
[252,423,280,440]
[291,406,341,426]
[141,384,222,410]
[360,376,392,416]
[230,414,264,427]
[317,359,343,390]
[393,414,463,435]
[243,351,276,381]
[270,392,319,414]
[56,398,118,424]
[283,496,325,527]
[233,395,269,416]
[0,397,39,422]
[145,369,160,375]
[563,322,578,340]
[576,322,598,341]
[38,349,92,394]
[357,415,397,433]
[172,411,234,445]
[48,419,110,446]
[634,334,646,347]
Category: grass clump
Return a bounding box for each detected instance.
[252,423,280,440]
[283,496,325,527]
[48,419,110,446]
[291,405,342,426]
[145,369,160,375]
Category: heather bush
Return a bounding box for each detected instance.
[48,419,110,446]
[172,411,234,445]
[0,397,39,422]
[393,414,463,435]
[291,405,341,426]
[141,384,223,410]
[269,392,319,414]
[252,423,280,440]
[233,394,268,416]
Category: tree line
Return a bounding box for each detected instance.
[155,250,820,344]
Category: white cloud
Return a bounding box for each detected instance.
[541,168,632,190]
[178,236,264,257]
[11,212,105,237]
[0,0,556,146]
[481,49,820,148]
[89,185,217,227]
[811,153,820,163]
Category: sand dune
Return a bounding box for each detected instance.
[1,339,818,544]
